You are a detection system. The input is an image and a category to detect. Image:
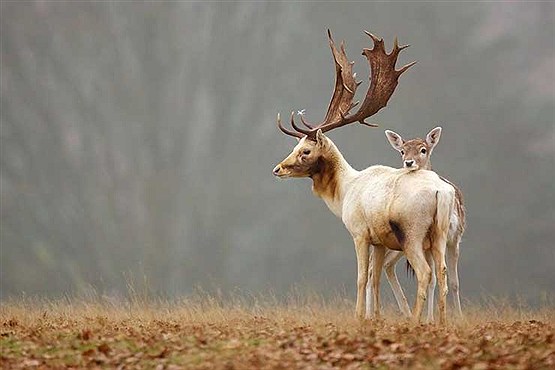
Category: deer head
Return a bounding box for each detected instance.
[273,30,415,178]
[273,127,329,178]
[384,127,442,171]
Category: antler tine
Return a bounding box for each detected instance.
[359,121,379,128]
[389,36,412,61]
[397,60,418,76]
[289,111,313,136]
[277,112,304,139]
[300,115,316,129]
[364,30,382,45]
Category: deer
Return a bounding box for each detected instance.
[365,127,466,322]
[380,127,466,317]
[272,30,455,324]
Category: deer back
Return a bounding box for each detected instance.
[341,167,455,250]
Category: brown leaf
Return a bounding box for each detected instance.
[82,348,96,357]
[78,329,92,340]
[97,343,111,354]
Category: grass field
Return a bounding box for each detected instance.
[1,293,554,369]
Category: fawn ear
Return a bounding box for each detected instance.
[385,130,404,152]
[426,127,442,150]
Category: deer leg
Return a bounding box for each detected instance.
[371,245,386,318]
[365,248,374,319]
[447,239,462,317]
[432,242,449,325]
[425,250,436,323]
[404,243,431,323]
[353,236,370,321]
[384,251,411,317]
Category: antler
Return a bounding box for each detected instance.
[277,112,304,139]
[300,30,359,130]
[277,30,416,139]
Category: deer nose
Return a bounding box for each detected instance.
[404,160,414,168]
[273,165,281,176]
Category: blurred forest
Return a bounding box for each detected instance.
[1,2,553,305]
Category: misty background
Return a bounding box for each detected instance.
[1,2,553,306]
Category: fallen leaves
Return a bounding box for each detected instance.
[0,305,554,370]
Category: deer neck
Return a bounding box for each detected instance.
[310,141,357,218]
[424,161,432,171]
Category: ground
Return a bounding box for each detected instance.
[1,295,554,369]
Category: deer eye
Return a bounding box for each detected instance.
[420,148,427,154]
[302,149,311,155]
[400,150,404,156]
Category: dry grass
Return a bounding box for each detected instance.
[1,292,554,369]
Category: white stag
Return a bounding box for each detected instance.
[272,30,455,324]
